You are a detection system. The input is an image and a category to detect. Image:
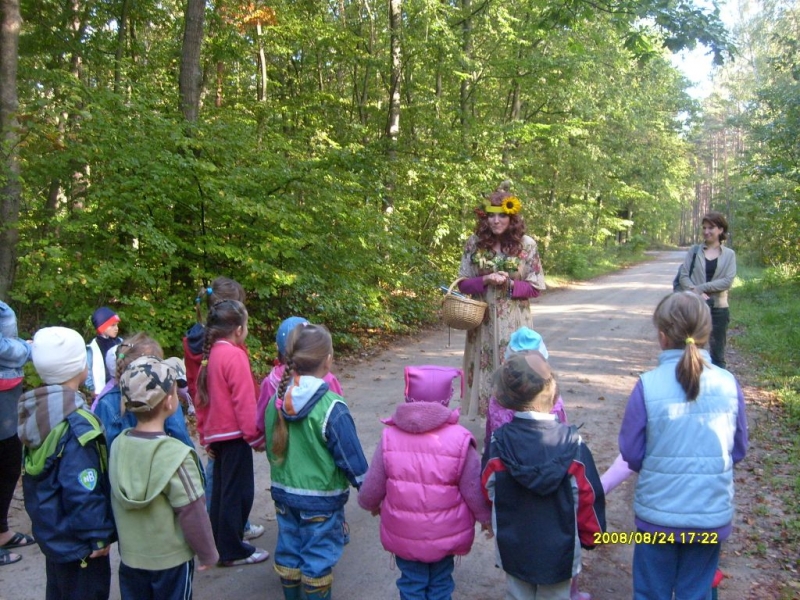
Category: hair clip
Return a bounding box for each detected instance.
[194,287,213,304]
[201,359,209,367]
[685,337,695,345]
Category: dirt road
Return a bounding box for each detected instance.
[1,251,770,598]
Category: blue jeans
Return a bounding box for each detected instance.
[274,503,347,580]
[633,539,720,600]
[395,555,455,600]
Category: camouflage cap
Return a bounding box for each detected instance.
[493,352,555,412]
[120,356,182,412]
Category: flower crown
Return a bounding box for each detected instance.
[474,196,522,218]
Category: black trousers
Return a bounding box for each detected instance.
[709,307,730,368]
[0,434,22,535]
[45,555,111,600]
[209,438,255,562]
[119,559,195,600]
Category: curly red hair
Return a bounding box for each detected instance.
[474,187,526,256]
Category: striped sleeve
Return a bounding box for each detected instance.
[567,452,606,548]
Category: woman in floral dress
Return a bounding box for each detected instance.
[457,182,546,419]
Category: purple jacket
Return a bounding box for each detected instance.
[358,402,490,563]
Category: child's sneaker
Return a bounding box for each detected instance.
[243,523,264,540]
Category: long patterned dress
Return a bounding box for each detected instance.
[458,234,546,419]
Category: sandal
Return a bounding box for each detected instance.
[0,549,22,566]
[0,532,35,549]
[220,548,270,567]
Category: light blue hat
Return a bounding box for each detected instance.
[276,316,309,356]
[505,327,549,360]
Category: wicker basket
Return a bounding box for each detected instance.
[441,278,488,330]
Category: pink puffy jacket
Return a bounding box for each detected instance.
[379,412,477,563]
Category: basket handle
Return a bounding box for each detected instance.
[447,277,466,296]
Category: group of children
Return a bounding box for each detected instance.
[0,282,747,600]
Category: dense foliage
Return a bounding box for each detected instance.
[690,0,800,271]
[1,0,733,370]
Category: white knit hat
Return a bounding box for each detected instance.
[32,327,88,385]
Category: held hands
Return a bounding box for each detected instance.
[483,271,509,287]
[480,522,494,539]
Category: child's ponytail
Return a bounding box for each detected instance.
[653,292,712,401]
[196,299,248,407]
[271,357,295,462]
[270,323,333,462]
[195,331,215,408]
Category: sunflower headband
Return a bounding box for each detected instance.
[482,196,522,216]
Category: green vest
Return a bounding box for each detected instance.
[265,391,350,496]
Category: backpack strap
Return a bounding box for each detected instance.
[687,244,701,279]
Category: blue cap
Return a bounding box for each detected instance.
[505,327,548,360]
[276,316,308,356]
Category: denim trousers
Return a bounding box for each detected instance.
[274,503,347,581]
[395,555,455,600]
[633,539,720,600]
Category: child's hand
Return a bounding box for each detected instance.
[370,508,381,517]
[480,522,494,539]
[205,446,216,460]
[89,546,111,559]
[197,563,214,571]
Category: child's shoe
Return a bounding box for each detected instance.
[243,523,264,540]
[570,576,592,600]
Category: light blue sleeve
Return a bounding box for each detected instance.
[85,346,95,392]
[0,335,31,369]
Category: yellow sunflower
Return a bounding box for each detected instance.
[502,196,522,215]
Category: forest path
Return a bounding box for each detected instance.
[4,251,782,599]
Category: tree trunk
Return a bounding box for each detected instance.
[256,22,267,102]
[385,0,401,143]
[459,0,472,145]
[0,0,21,298]
[215,60,224,107]
[179,0,205,122]
[113,0,130,93]
[384,0,401,212]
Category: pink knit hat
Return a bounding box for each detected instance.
[404,365,463,407]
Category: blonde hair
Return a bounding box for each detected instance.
[653,292,712,401]
[271,324,333,462]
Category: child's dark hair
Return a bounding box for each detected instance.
[271,324,333,462]
[114,333,164,414]
[653,292,712,401]
[194,277,246,323]
[196,300,248,407]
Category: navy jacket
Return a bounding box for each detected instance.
[483,415,605,585]
[22,409,117,562]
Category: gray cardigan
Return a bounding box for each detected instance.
[679,245,736,308]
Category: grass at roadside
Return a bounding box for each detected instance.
[731,265,800,562]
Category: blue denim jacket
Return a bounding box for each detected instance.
[0,334,31,381]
